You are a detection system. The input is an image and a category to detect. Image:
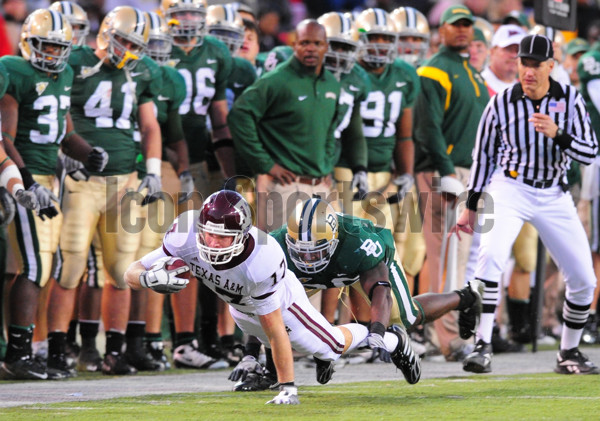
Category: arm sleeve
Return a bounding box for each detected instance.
[414,69,455,176]
[140,246,169,270]
[467,98,498,194]
[228,80,276,174]
[553,90,599,165]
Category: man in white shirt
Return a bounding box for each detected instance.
[481,24,526,96]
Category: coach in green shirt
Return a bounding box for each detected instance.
[413,4,489,361]
[229,19,340,230]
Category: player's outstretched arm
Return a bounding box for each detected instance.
[260,308,299,405]
[359,261,394,362]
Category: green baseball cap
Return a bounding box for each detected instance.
[440,5,474,25]
[502,10,531,30]
[566,38,590,56]
[473,27,487,45]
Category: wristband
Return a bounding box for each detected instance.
[213,138,234,151]
[1,132,14,142]
[18,167,35,189]
[146,157,162,177]
[466,190,481,211]
[63,130,77,142]
[351,166,367,174]
[369,321,386,337]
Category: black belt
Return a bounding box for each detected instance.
[504,170,555,189]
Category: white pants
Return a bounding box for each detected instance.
[475,173,596,307]
[229,292,347,362]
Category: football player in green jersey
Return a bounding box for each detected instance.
[0,8,107,380]
[341,8,419,244]
[122,10,203,372]
[275,198,482,363]
[206,4,256,105]
[161,0,235,197]
[45,6,162,376]
[49,1,90,47]
[206,4,258,365]
[160,0,235,369]
[232,197,482,389]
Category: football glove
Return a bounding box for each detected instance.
[60,152,90,182]
[0,187,16,226]
[366,332,392,363]
[137,174,164,206]
[86,146,109,172]
[14,188,38,211]
[392,173,414,201]
[139,257,190,294]
[178,170,194,204]
[228,355,264,382]
[351,170,368,201]
[28,183,59,221]
[266,384,299,405]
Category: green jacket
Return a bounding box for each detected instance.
[414,46,489,175]
[229,57,340,177]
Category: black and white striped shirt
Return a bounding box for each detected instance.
[467,78,598,207]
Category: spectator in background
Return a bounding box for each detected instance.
[258,4,283,51]
[0,12,12,56]
[469,27,490,72]
[2,0,27,55]
[564,38,590,89]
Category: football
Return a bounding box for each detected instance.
[166,257,191,279]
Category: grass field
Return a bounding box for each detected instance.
[2,373,598,420]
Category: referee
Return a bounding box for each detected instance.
[453,35,600,374]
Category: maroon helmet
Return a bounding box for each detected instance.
[196,190,252,264]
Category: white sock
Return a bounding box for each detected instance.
[383,331,400,353]
[560,325,583,351]
[477,313,495,344]
[339,323,369,352]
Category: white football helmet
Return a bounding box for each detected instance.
[355,8,398,69]
[161,0,207,48]
[390,7,429,67]
[97,6,149,70]
[318,12,359,75]
[49,1,89,46]
[146,11,172,65]
[20,9,73,73]
[286,198,339,274]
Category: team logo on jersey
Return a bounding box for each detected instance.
[359,239,383,257]
[325,92,337,100]
[35,82,49,96]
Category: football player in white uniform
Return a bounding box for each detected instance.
[126,190,418,404]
